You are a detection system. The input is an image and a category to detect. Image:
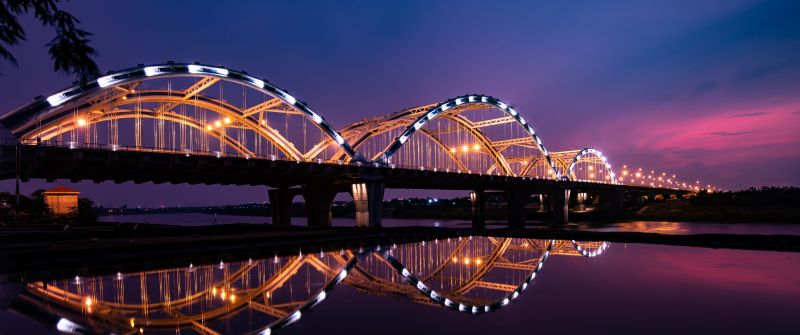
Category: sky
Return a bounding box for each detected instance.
[0,0,798,207]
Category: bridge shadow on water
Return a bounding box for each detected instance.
[3,237,607,334]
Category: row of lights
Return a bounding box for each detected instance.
[617,165,718,192]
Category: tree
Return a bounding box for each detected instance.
[0,0,99,81]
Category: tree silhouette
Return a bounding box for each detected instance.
[0,0,99,81]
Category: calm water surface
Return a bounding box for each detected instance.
[100,213,800,235]
[1,235,798,334]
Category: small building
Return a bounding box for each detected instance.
[43,186,80,215]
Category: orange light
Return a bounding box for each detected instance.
[206,125,212,131]
[464,258,470,265]
[472,144,480,151]
[450,148,456,154]
[223,117,232,124]
[461,145,468,152]
[475,259,482,265]
[84,296,93,308]
[452,256,458,262]
[214,120,222,128]
[76,118,87,126]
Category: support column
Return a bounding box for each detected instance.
[537,194,547,213]
[574,192,587,212]
[352,181,385,228]
[303,185,338,227]
[268,187,293,226]
[506,189,529,228]
[470,190,486,229]
[551,188,570,225]
[606,190,624,216]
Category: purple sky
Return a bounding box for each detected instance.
[1,0,798,206]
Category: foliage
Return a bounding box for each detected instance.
[0,0,99,81]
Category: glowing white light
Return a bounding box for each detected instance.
[280,91,297,105]
[97,75,121,88]
[401,268,411,277]
[481,96,488,102]
[455,98,464,105]
[501,298,510,306]
[57,318,80,333]
[398,134,409,144]
[286,311,302,325]
[310,112,323,124]
[508,108,517,116]
[459,304,467,311]
[522,283,528,290]
[259,328,272,335]
[497,102,507,109]
[143,66,161,76]
[441,103,450,112]
[316,291,327,303]
[335,134,345,145]
[336,269,348,282]
[444,298,454,307]
[244,75,265,88]
[512,291,519,300]
[472,306,479,314]
[46,93,69,107]
[468,96,476,102]
[188,64,229,76]
[416,281,427,291]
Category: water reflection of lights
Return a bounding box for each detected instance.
[15,238,608,334]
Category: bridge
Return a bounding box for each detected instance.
[0,63,692,226]
[5,237,608,335]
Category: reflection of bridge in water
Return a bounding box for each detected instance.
[0,63,691,226]
[9,237,607,334]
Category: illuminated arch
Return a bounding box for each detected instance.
[0,63,358,160]
[566,147,617,183]
[376,95,561,178]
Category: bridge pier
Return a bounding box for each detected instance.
[268,187,294,226]
[352,181,384,228]
[574,192,588,212]
[470,190,486,229]
[302,185,338,227]
[551,188,570,225]
[506,188,530,228]
[604,190,625,216]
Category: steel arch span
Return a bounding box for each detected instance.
[0,61,662,187]
[567,147,618,183]
[0,63,359,161]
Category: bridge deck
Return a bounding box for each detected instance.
[0,144,680,194]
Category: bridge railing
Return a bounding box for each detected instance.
[2,138,638,185]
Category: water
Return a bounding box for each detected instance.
[1,235,798,334]
[100,213,800,235]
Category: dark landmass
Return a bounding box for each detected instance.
[635,187,800,223]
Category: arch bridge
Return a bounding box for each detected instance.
[0,63,691,226]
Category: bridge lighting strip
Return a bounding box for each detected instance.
[571,240,610,258]
[383,239,556,315]
[566,148,618,184]
[250,250,366,335]
[381,94,562,179]
[25,63,356,158]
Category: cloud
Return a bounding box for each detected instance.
[732,111,768,118]
[704,131,757,137]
